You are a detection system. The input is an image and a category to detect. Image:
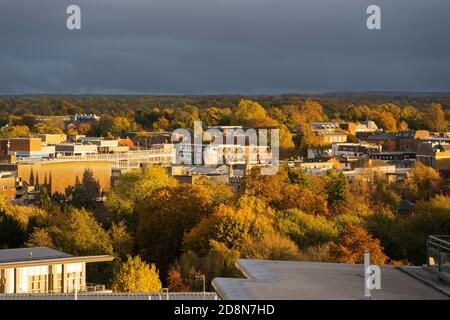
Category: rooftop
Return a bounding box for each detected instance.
[0,247,71,264]
[212,259,450,300]
[0,247,114,268]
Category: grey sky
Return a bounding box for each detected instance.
[0,0,449,95]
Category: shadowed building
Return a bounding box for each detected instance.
[0,160,112,194]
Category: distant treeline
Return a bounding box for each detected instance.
[0,95,449,117]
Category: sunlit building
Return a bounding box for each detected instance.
[0,247,113,294]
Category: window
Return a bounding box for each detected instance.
[29,274,48,293]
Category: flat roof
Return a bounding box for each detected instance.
[0,247,114,268]
[212,259,449,300]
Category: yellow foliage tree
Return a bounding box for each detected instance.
[112,256,162,292]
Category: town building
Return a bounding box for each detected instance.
[416,141,450,175]
[113,132,172,149]
[310,122,339,133]
[0,160,112,194]
[316,132,348,145]
[354,120,380,135]
[363,132,398,151]
[37,134,67,144]
[55,144,98,157]
[369,151,416,161]
[0,247,113,294]
[396,130,430,151]
[175,143,272,166]
[8,138,55,159]
[331,143,381,158]
[296,161,337,175]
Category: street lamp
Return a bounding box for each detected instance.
[195,274,206,300]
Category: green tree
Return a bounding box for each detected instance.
[105,166,177,225]
[276,209,338,249]
[324,170,349,211]
[65,170,101,211]
[39,187,52,212]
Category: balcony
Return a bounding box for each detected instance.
[426,235,450,282]
[19,283,109,294]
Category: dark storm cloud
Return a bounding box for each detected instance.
[0,0,449,94]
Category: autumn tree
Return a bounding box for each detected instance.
[167,269,190,292]
[426,103,447,132]
[240,233,301,261]
[137,184,214,276]
[329,223,388,265]
[0,124,30,138]
[112,255,162,292]
[233,99,267,126]
[109,221,134,260]
[371,111,397,132]
[174,241,241,291]
[401,162,444,201]
[105,166,177,225]
[183,196,276,254]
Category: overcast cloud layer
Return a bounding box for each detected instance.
[0,0,449,95]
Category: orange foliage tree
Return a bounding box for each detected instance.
[329,223,388,265]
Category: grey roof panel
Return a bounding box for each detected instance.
[0,247,71,264]
[212,259,450,300]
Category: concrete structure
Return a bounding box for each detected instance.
[212,259,450,300]
[0,247,113,294]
